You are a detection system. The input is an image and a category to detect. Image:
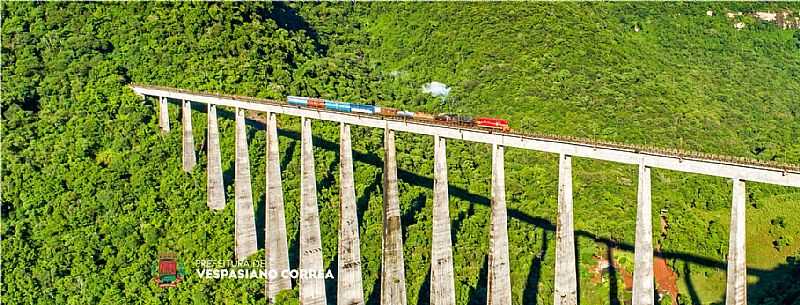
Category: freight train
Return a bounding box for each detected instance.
[287,96,510,132]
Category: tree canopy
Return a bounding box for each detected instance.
[3,2,800,304]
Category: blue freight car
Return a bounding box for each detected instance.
[351,104,375,114]
[288,96,378,115]
[324,100,351,112]
[287,96,308,106]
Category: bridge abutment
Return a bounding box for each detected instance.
[338,123,365,305]
[555,154,578,305]
[206,104,225,210]
[488,144,512,305]
[725,179,747,305]
[234,108,258,261]
[633,164,654,305]
[182,100,196,172]
[265,112,292,300]
[382,128,408,305]
[431,136,456,305]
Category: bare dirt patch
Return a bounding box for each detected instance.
[654,255,678,304]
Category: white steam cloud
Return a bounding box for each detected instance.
[422,81,451,98]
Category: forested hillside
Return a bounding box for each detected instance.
[3,2,799,305]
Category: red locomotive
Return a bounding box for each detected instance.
[435,113,510,131]
[475,117,510,132]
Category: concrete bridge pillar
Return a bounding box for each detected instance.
[159,96,170,133]
[206,104,225,210]
[265,112,292,300]
[181,100,196,172]
[234,108,258,261]
[382,128,408,305]
[338,123,365,305]
[488,144,511,305]
[725,179,747,305]
[431,136,456,305]
[633,164,654,305]
[554,154,577,305]
[299,117,328,305]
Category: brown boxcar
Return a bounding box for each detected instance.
[380,107,398,117]
[307,98,325,109]
[415,112,435,121]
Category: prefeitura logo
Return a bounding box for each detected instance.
[152,253,185,288]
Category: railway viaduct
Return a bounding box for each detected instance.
[131,84,799,305]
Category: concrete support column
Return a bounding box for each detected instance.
[487,144,511,305]
[181,100,196,172]
[633,164,654,305]
[299,118,328,305]
[381,128,407,305]
[725,179,747,305]
[206,104,225,210]
[431,135,456,305]
[555,154,578,305]
[338,123,365,305]
[234,108,258,261]
[159,96,170,133]
[265,112,292,300]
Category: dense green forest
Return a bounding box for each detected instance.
[3,2,800,305]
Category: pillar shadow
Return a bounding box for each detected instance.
[356,171,382,228]
[255,190,266,250]
[326,253,338,305]
[523,230,548,304]
[288,223,300,288]
[366,267,381,305]
[447,201,478,302]
[187,99,210,114]
[417,266,432,305]
[606,243,621,305]
[258,1,327,54]
[318,147,340,194]
[278,139,297,175]
[683,263,702,305]
[222,160,235,196]
[467,257,489,305]
[746,257,800,304]
[450,202,475,246]
[401,194,428,239]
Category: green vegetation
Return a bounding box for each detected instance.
[3,2,799,305]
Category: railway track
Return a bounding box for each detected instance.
[130,83,800,173]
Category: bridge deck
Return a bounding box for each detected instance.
[129,84,800,187]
